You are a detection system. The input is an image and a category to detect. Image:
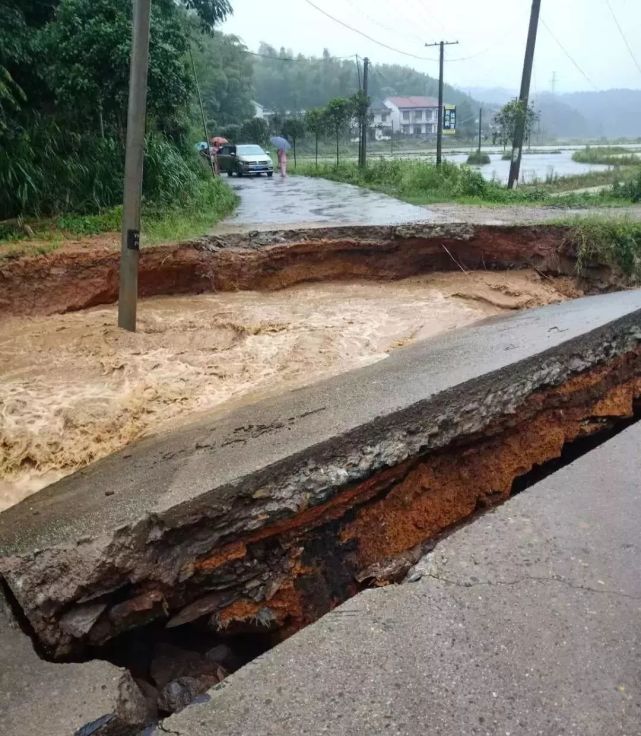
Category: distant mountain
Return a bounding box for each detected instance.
[531,93,592,139]
[559,89,641,139]
[464,86,641,140]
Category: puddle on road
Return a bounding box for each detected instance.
[0,270,574,510]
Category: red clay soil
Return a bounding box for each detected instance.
[206,363,641,639]
[0,225,580,318]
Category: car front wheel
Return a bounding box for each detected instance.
[267,172,273,177]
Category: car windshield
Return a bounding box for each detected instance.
[237,145,266,156]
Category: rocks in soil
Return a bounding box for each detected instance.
[158,677,213,714]
[205,642,243,672]
[59,601,107,638]
[150,642,226,714]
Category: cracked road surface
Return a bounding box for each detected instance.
[158,421,641,736]
[216,175,432,230]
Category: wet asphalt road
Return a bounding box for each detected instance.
[219,174,432,230]
[217,174,641,231]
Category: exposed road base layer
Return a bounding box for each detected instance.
[1,293,641,662]
[0,223,621,318]
[155,421,641,736]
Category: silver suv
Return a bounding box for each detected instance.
[218,144,274,177]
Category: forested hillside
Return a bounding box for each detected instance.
[251,44,479,136]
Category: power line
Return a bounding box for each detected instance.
[540,17,598,89]
[302,0,437,62]
[448,47,494,63]
[403,0,447,35]
[345,0,426,46]
[605,0,641,78]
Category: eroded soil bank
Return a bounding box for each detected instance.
[0,223,603,318]
[0,270,575,510]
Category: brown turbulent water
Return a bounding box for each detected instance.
[0,271,574,510]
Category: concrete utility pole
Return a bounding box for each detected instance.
[478,107,483,152]
[118,0,151,332]
[507,0,541,190]
[360,57,370,168]
[426,41,458,166]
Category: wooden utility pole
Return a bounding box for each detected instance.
[507,0,541,189]
[360,57,370,168]
[426,40,458,166]
[118,0,151,332]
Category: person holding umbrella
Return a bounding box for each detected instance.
[210,136,228,175]
[270,136,291,178]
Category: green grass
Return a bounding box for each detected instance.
[56,208,123,235]
[0,240,63,262]
[0,177,238,259]
[572,146,641,166]
[295,159,533,204]
[612,170,641,203]
[294,159,633,207]
[524,168,629,193]
[141,178,238,243]
[567,218,641,281]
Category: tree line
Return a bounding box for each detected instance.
[190,41,482,142]
[0,0,231,219]
[215,92,369,167]
[1,0,491,220]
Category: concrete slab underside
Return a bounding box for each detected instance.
[159,421,641,736]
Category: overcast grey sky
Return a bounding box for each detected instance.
[220,0,641,93]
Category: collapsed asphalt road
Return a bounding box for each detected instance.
[1,290,641,734]
[158,419,641,736]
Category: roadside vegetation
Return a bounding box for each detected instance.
[0,176,236,260]
[570,218,641,282]
[0,0,236,255]
[294,158,640,207]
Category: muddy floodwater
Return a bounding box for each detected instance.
[0,271,576,509]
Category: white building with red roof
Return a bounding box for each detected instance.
[373,95,443,137]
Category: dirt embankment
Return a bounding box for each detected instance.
[0,224,588,318]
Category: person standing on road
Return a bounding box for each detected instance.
[209,137,220,175]
[277,145,287,178]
